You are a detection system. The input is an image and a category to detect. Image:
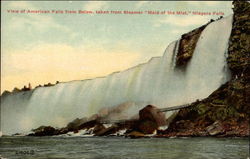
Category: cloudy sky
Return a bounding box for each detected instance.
[1,1,233,92]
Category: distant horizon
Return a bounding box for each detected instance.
[1,1,233,93]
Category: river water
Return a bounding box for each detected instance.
[0,137,249,159]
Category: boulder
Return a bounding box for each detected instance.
[66,117,87,131]
[206,121,224,136]
[29,126,57,136]
[78,119,99,130]
[94,125,119,136]
[93,123,106,134]
[136,105,167,134]
[139,105,167,127]
[126,131,145,138]
[57,127,69,134]
[138,120,158,134]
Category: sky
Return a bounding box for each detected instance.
[1,1,233,93]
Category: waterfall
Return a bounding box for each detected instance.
[1,15,233,135]
[171,39,180,69]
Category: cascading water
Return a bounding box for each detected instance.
[1,15,233,135]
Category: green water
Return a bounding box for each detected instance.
[0,136,249,159]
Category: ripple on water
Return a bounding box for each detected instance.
[0,137,249,159]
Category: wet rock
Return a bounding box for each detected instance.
[93,121,135,136]
[206,121,224,136]
[139,105,167,127]
[57,127,69,134]
[29,118,103,136]
[29,126,57,136]
[138,120,158,134]
[93,123,106,134]
[94,125,119,136]
[66,117,87,131]
[78,119,100,130]
[126,131,145,138]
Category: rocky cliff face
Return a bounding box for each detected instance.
[161,0,250,137]
[175,24,208,67]
[228,0,250,77]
